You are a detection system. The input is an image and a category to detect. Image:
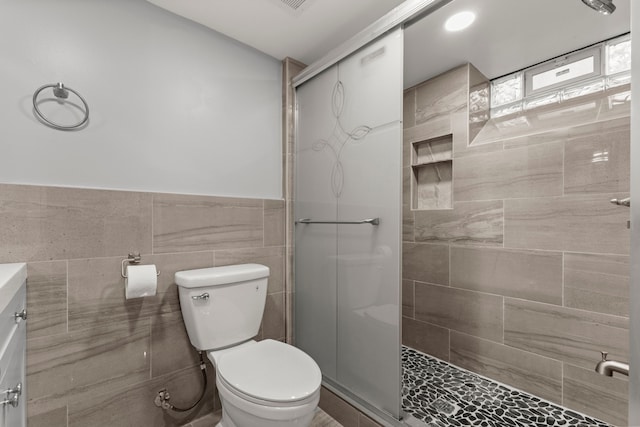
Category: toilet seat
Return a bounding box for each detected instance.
[216,339,322,405]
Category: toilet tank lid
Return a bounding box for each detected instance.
[175,264,269,288]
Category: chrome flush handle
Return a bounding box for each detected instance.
[191,293,210,301]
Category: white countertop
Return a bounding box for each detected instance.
[0,263,27,315]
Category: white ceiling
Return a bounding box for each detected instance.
[145,0,405,65]
[146,0,631,89]
[404,0,631,88]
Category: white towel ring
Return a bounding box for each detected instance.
[33,82,89,131]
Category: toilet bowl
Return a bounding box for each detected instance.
[210,340,321,427]
[175,264,322,427]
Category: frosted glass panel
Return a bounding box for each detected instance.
[295,28,403,419]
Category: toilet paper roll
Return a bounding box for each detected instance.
[125,264,157,299]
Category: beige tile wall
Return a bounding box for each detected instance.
[402,65,630,426]
[0,183,285,427]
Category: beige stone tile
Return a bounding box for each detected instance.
[214,246,285,294]
[450,332,562,404]
[402,167,414,242]
[450,247,562,305]
[504,298,628,369]
[415,283,503,343]
[502,128,569,150]
[153,193,263,254]
[504,194,630,254]
[0,184,152,262]
[413,161,452,210]
[453,142,563,202]
[402,317,449,361]
[359,413,382,427]
[563,363,628,427]
[403,117,451,146]
[402,280,414,318]
[264,199,285,247]
[403,88,416,129]
[468,65,490,143]
[189,410,222,427]
[152,312,200,378]
[564,118,629,194]
[564,253,629,317]
[402,243,448,285]
[263,292,285,340]
[28,405,67,427]
[27,319,151,407]
[414,200,503,246]
[319,387,359,427]
[68,365,214,427]
[415,65,467,126]
[68,252,213,331]
[26,261,67,339]
[311,408,342,427]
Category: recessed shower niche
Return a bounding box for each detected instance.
[411,134,453,210]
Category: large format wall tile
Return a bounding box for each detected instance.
[263,292,285,341]
[26,261,67,339]
[450,247,562,305]
[153,193,263,253]
[414,201,503,246]
[0,184,152,262]
[564,118,630,194]
[27,319,151,407]
[151,312,200,378]
[504,194,630,254]
[402,243,449,285]
[68,365,214,427]
[504,299,628,369]
[215,246,285,294]
[415,283,503,343]
[28,406,67,427]
[564,252,629,317]
[402,280,414,318]
[450,332,562,403]
[453,142,563,202]
[415,65,467,126]
[562,364,628,427]
[263,199,285,247]
[67,252,213,331]
[402,317,449,361]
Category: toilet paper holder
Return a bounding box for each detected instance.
[121,253,161,278]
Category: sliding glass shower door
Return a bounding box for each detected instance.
[294,28,403,419]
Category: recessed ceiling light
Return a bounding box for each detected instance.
[444,11,476,32]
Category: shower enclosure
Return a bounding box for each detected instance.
[294,29,404,422]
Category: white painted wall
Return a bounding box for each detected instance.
[0,0,282,199]
[630,2,639,425]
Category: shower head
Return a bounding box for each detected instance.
[581,0,616,15]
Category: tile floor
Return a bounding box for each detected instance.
[402,346,611,427]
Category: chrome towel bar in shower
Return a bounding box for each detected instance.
[33,82,89,130]
[296,218,380,225]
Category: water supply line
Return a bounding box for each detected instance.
[154,351,208,412]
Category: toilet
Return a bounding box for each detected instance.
[175,263,322,427]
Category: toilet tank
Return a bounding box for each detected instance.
[175,264,269,351]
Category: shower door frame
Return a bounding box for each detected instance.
[290,2,453,426]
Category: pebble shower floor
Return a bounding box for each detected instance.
[401,346,611,427]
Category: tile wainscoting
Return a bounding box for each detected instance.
[0,183,285,427]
